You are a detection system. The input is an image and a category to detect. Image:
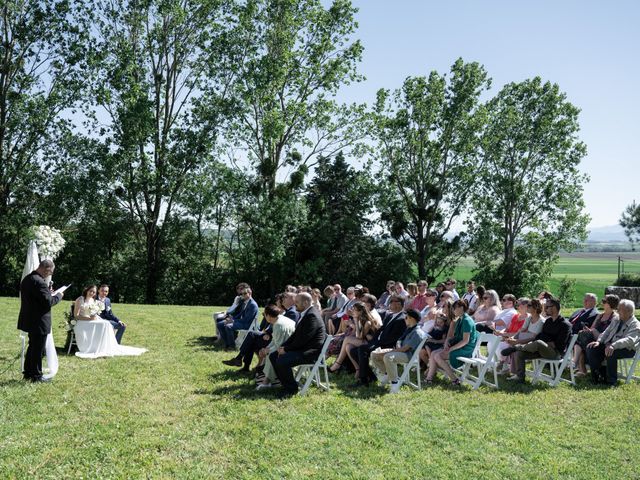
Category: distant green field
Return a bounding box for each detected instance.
[445,252,640,308]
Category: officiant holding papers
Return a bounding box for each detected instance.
[18,259,64,383]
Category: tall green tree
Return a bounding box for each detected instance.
[0,0,92,293]
[222,0,365,296]
[290,152,412,290]
[471,77,589,295]
[373,59,491,281]
[88,0,232,303]
[620,201,640,249]
[226,0,364,197]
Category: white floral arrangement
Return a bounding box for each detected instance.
[29,225,66,259]
[86,300,105,317]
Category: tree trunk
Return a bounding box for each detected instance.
[145,228,161,304]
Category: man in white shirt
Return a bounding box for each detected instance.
[462,281,478,313]
[494,294,517,331]
[444,278,460,301]
[328,287,356,334]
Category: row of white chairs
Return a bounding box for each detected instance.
[295,333,640,395]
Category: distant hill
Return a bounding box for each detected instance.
[587,225,629,243]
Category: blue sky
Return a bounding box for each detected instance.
[336,0,640,228]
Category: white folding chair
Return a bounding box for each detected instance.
[457,332,500,389]
[531,334,578,387]
[394,336,429,390]
[67,329,77,354]
[294,335,333,396]
[234,313,260,350]
[617,345,640,383]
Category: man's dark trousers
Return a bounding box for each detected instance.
[270,350,306,394]
[586,343,635,385]
[24,332,47,380]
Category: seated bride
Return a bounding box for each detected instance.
[73,285,147,359]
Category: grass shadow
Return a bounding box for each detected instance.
[0,378,25,388]
[186,335,219,350]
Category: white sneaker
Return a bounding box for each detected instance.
[256,383,273,391]
[507,374,520,381]
[378,374,389,386]
[389,381,401,394]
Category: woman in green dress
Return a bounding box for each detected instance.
[425,299,478,385]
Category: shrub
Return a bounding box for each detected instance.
[615,273,640,287]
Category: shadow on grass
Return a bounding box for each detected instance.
[0,378,26,388]
[186,335,219,350]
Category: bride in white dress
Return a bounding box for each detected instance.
[74,285,147,359]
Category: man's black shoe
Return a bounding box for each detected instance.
[277,389,297,399]
[501,346,517,357]
[222,357,242,367]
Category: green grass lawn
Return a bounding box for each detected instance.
[1,297,640,479]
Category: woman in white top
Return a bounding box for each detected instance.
[500,298,545,376]
[74,285,147,359]
[472,289,500,326]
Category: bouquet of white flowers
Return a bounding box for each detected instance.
[29,225,66,259]
[86,300,105,317]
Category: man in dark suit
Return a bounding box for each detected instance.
[350,294,407,386]
[568,293,599,334]
[269,292,327,397]
[97,284,126,343]
[18,259,64,382]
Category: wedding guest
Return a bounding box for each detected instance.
[462,281,478,314]
[282,292,300,323]
[494,297,529,373]
[322,284,347,327]
[328,287,357,335]
[97,284,126,344]
[404,283,418,309]
[418,314,449,372]
[311,288,323,311]
[330,302,381,375]
[362,293,382,325]
[215,282,250,323]
[395,282,409,299]
[269,293,327,397]
[500,298,546,375]
[472,286,486,315]
[375,280,396,310]
[418,289,438,326]
[574,294,618,376]
[216,287,259,351]
[444,278,460,301]
[568,293,599,335]
[505,298,571,383]
[255,305,297,390]
[493,294,517,331]
[407,280,429,312]
[586,299,640,386]
[350,294,406,386]
[18,259,64,383]
[425,300,478,385]
[370,309,426,393]
[473,289,500,329]
[435,282,446,302]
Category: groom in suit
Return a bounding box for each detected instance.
[18,259,64,382]
[97,284,126,344]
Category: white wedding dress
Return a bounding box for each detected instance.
[74,297,147,359]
